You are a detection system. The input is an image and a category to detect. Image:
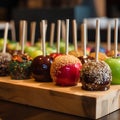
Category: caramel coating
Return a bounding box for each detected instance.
[89,52,108,61]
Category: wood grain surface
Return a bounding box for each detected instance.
[0,77,120,119]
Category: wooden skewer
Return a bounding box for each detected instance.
[72,19,78,52]
[81,23,87,58]
[41,20,46,57]
[50,23,55,47]
[61,20,66,41]
[30,21,36,46]
[21,20,26,54]
[107,21,111,51]
[114,18,119,58]
[56,20,61,54]
[3,22,9,53]
[10,20,16,41]
[95,19,100,62]
[65,19,69,55]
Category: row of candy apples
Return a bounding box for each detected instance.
[0,18,119,91]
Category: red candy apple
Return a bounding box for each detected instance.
[50,52,63,59]
[50,55,82,86]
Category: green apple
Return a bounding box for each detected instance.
[7,41,18,50]
[30,50,42,59]
[35,41,42,48]
[47,47,56,55]
[25,46,38,56]
[60,41,74,53]
[105,57,120,84]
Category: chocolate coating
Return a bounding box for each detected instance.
[80,61,112,91]
[78,56,94,64]
[0,52,12,76]
[31,55,53,82]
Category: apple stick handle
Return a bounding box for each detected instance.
[41,20,46,57]
[3,22,9,54]
[81,23,87,58]
[65,19,69,55]
[72,19,78,51]
[83,19,88,45]
[61,20,66,41]
[95,19,100,62]
[25,21,28,45]
[56,20,61,54]
[19,20,23,46]
[10,20,16,42]
[114,18,119,58]
[21,20,26,54]
[31,21,36,46]
[50,23,55,47]
[107,21,111,51]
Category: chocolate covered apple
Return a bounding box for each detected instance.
[0,52,12,76]
[31,55,53,82]
[80,60,112,91]
[0,23,12,76]
[50,54,82,86]
[80,19,112,91]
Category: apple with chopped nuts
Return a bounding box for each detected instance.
[50,54,82,86]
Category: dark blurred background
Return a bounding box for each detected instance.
[0,0,120,42]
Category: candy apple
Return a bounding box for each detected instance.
[50,55,82,86]
[31,55,53,82]
[30,50,42,59]
[50,53,63,59]
[25,46,38,56]
[105,57,120,84]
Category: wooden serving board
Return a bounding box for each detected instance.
[0,77,120,119]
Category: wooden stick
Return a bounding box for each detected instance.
[30,21,36,46]
[95,19,100,62]
[19,20,23,46]
[83,19,88,45]
[41,20,46,56]
[81,23,87,58]
[10,20,16,41]
[50,23,55,47]
[107,21,111,51]
[21,21,26,54]
[65,19,69,55]
[25,21,27,45]
[3,23,9,53]
[61,20,66,41]
[56,20,61,54]
[72,19,78,51]
[114,18,119,57]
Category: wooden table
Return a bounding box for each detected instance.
[0,77,120,119]
[0,100,120,120]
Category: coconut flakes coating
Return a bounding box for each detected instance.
[80,60,112,91]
